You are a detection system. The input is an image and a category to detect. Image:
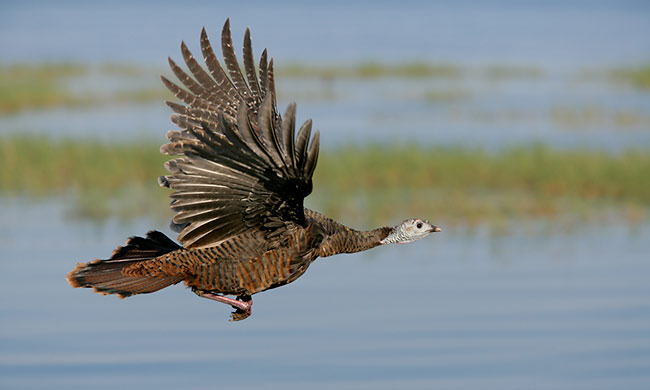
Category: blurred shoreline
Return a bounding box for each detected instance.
[1,62,649,114]
[1,136,647,229]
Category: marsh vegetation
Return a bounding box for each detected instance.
[1,136,647,227]
[1,61,648,226]
[2,63,648,113]
[2,3,649,390]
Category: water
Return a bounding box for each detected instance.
[1,1,649,149]
[1,200,649,389]
[1,1,649,388]
[2,0,649,67]
[2,74,649,150]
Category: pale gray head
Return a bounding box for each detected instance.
[380,218,441,245]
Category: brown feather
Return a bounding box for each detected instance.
[66,231,184,298]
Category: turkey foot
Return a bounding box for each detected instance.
[195,290,252,321]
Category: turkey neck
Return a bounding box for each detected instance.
[317,226,392,257]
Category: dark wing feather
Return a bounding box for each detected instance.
[243,28,262,102]
[282,103,297,174]
[160,20,319,248]
[220,19,254,110]
[199,28,241,121]
[258,49,269,97]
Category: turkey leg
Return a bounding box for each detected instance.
[194,289,253,321]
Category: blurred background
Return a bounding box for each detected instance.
[1,1,649,389]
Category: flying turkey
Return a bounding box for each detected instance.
[67,19,441,321]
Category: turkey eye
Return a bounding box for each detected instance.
[416,222,423,229]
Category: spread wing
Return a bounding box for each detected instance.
[159,19,320,249]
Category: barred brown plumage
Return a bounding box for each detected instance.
[66,19,440,321]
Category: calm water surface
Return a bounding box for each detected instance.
[1,200,648,389]
[2,0,649,67]
[2,75,649,150]
[1,1,649,388]
[1,0,649,149]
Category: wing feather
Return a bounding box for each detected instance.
[221,19,254,110]
[258,95,288,171]
[259,49,268,97]
[180,42,237,116]
[294,119,312,172]
[161,75,215,112]
[161,19,321,248]
[199,27,242,120]
[282,103,297,173]
[243,28,262,103]
[267,58,277,111]
[305,130,320,178]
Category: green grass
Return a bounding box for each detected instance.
[313,144,650,225]
[579,65,650,90]
[0,61,469,115]
[550,105,650,129]
[278,62,545,80]
[611,65,650,90]
[3,62,647,115]
[0,62,543,114]
[1,136,648,226]
[483,65,543,80]
[0,64,88,113]
[0,64,170,113]
[424,89,471,103]
[278,61,463,79]
[0,136,167,195]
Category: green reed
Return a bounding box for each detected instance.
[0,64,88,113]
[1,136,647,225]
[611,65,650,90]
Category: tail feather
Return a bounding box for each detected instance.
[67,231,184,298]
[108,230,181,260]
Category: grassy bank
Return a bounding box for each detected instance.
[1,136,648,225]
[314,144,649,226]
[3,62,648,114]
[0,64,87,113]
[611,65,650,90]
[278,61,464,79]
[0,64,170,114]
[279,62,545,81]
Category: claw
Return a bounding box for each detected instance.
[193,288,253,321]
[230,308,251,321]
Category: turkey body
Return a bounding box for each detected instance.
[67,19,439,321]
[68,208,392,320]
[168,209,389,297]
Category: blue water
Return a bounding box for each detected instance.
[1,1,650,388]
[1,200,649,389]
[2,0,649,67]
[3,77,649,150]
[1,1,649,149]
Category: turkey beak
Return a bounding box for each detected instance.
[430,226,441,233]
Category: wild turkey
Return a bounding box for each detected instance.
[67,19,441,321]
